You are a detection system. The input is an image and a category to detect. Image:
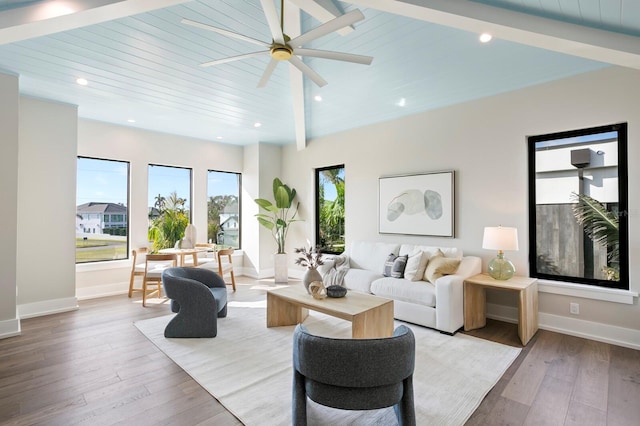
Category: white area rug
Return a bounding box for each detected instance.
[134,300,520,425]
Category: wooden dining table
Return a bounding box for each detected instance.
[158,247,207,267]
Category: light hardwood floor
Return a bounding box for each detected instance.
[1,277,638,425]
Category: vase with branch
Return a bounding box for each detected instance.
[295,245,324,294]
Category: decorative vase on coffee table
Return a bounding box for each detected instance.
[302,268,322,294]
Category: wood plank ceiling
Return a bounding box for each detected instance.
[0,0,638,147]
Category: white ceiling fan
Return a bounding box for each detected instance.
[181,0,373,88]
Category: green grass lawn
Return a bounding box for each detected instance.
[76,238,127,263]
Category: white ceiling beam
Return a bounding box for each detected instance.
[288,0,354,35]
[0,0,190,45]
[350,0,640,70]
[285,2,307,150]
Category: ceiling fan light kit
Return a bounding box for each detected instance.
[182,0,373,88]
[271,44,293,61]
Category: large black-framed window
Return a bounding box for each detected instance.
[207,170,241,249]
[315,165,345,254]
[76,156,130,263]
[528,123,628,290]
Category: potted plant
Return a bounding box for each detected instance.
[255,178,301,282]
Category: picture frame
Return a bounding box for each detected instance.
[378,170,455,237]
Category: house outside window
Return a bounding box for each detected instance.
[316,165,345,255]
[76,157,129,263]
[528,123,628,290]
[207,170,241,249]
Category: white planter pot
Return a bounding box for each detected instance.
[274,253,288,283]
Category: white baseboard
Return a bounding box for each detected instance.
[0,317,21,339]
[76,282,129,300]
[18,297,78,319]
[486,303,640,350]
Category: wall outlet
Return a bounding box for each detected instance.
[570,302,580,315]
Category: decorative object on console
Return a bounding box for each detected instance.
[378,171,455,237]
[296,245,324,294]
[482,226,519,280]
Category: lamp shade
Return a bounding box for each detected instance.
[482,226,519,251]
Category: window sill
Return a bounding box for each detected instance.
[76,259,130,272]
[75,250,244,273]
[538,279,638,304]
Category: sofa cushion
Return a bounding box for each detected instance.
[399,244,462,259]
[424,251,461,283]
[343,269,383,294]
[383,253,408,278]
[403,250,431,281]
[349,241,400,274]
[371,278,436,307]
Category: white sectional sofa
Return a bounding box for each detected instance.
[319,240,481,334]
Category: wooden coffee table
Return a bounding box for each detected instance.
[266,285,394,339]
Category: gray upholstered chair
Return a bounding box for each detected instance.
[292,324,416,426]
[161,267,228,338]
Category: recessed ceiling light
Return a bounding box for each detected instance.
[479,33,492,43]
[127,119,136,123]
[397,98,406,107]
[254,122,262,128]
[76,78,88,86]
[314,95,322,102]
[217,136,223,140]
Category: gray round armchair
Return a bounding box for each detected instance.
[161,267,228,338]
[292,324,416,425]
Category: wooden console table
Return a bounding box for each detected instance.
[464,273,538,346]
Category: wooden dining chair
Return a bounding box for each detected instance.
[128,247,148,298]
[142,253,177,307]
[217,248,236,291]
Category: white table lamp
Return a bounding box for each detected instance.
[482,226,519,280]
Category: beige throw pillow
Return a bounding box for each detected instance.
[423,250,460,283]
[404,250,430,281]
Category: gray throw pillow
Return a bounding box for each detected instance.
[384,253,408,278]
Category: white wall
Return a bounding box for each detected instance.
[0,73,19,337]
[282,66,640,347]
[76,120,244,298]
[17,97,78,318]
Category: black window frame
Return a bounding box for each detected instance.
[315,164,345,255]
[76,156,130,264]
[527,123,629,290]
[207,170,242,250]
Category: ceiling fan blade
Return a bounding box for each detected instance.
[201,51,269,67]
[181,18,270,48]
[289,9,365,47]
[288,55,327,87]
[257,59,279,88]
[294,48,373,65]
[259,0,285,44]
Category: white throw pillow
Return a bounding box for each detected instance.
[404,250,430,281]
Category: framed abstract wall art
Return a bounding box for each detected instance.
[378,170,455,237]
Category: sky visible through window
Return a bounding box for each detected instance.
[77,157,128,206]
[207,171,239,197]
[148,165,191,209]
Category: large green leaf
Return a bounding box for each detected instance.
[256,216,275,230]
[571,192,619,261]
[275,185,291,209]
